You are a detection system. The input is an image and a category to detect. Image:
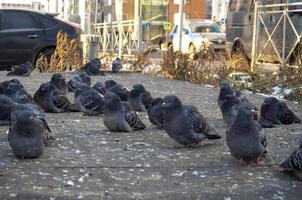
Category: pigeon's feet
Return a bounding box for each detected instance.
[234,159,247,165]
[255,156,266,165]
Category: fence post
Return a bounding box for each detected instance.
[103,23,107,54]
[251,1,259,72]
[138,16,143,51]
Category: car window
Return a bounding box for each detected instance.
[3,11,42,30]
[38,15,57,28]
[191,24,221,33]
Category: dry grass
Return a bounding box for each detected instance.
[161,46,229,86]
[130,47,157,71]
[36,31,83,72]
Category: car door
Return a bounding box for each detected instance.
[0,10,44,65]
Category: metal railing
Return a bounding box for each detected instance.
[251,1,302,70]
[93,19,142,56]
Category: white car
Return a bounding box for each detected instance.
[170,20,226,53]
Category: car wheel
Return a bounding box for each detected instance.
[35,47,55,72]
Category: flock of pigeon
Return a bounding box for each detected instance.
[1,59,302,181]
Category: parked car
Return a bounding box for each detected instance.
[169,19,226,53]
[0,9,81,70]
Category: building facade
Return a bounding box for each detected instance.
[168,0,208,26]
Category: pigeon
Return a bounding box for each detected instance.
[50,73,68,94]
[220,94,274,128]
[220,95,243,126]
[34,82,75,113]
[142,90,153,110]
[2,82,33,104]
[161,95,221,145]
[68,73,91,92]
[92,81,107,95]
[260,97,301,125]
[128,84,153,111]
[105,80,129,101]
[74,85,105,116]
[84,58,105,76]
[226,104,267,164]
[147,98,165,128]
[218,80,241,108]
[104,80,118,90]
[112,58,122,73]
[0,79,23,94]
[103,92,146,132]
[0,95,14,125]
[7,62,33,76]
[280,141,302,180]
[8,111,48,159]
[10,103,51,134]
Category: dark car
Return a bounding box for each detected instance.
[0,9,81,70]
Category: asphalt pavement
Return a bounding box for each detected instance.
[0,71,301,200]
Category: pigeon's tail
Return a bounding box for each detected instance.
[280,158,291,170]
[205,133,222,140]
[66,103,80,112]
[258,117,275,128]
[293,114,301,124]
[7,71,16,76]
[135,118,146,130]
[205,126,221,140]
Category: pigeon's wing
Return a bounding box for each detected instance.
[51,91,70,110]
[80,93,104,115]
[280,102,301,124]
[125,111,146,130]
[15,65,30,76]
[281,149,302,171]
[184,106,209,133]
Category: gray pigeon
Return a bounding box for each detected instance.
[3,82,33,104]
[218,80,241,108]
[50,73,68,94]
[112,58,122,73]
[0,79,23,94]
[280,141,302,180]
[34,83,75,113]
[220,95,274,128]
[68,73,91,92]
[220,95,243,126]
[105,80,129,101]
[0,95,14,125]
[7,62,33,76]
[92,81,107,95]
[147,97,165,128]
[128,84,153,111]
[8,111,47,159]
[161,95,221,145]
[74,85,105,116]
[10,103,51,135]
[103,92,146,132]
[260,97,301,125]
[84,58,105,76]
[226,104,267,164]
